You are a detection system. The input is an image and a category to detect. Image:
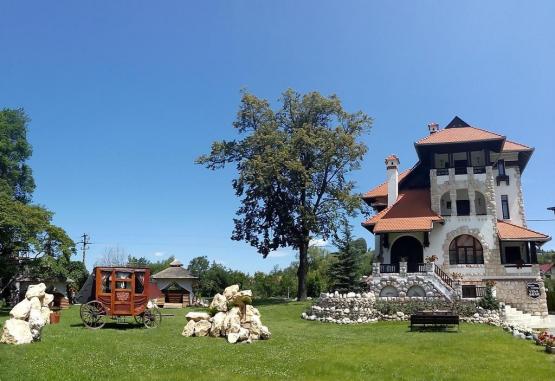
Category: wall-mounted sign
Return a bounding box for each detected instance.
[527,282,540,299]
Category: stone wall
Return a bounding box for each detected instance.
[494,279,549,317]
[366,273,448,300]
[302,292,378,324]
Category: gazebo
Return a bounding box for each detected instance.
[151,260,197,307]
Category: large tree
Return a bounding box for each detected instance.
[0,108,35,203]
[197,89,371,299]
[0,109,75,297]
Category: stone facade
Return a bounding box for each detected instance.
[494,279,548,317]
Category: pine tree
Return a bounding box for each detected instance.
[328,220,361,293]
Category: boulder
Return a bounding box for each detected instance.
[29,297,42,311]
[185,312,211,322]
[209,293,228,313]
[244,305,260,322]
[9,299,32,320]
[232,290,253,306]
[42,293,54,307]
[260,325,271,340]
[210,312,226,337]
[227,327,249,344]
[40,307,51,324]
[25,283,46,300]
[248,315,262,339]
[0,319,33,345]
[222,307,241,336]
[28,309,46,341]
[223,284,240,300]
[193,320,212,337]
[182,320,196,337]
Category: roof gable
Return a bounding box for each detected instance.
[415,126,505,146]
[445,116,470,129]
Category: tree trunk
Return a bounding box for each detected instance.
[297,239,309,300]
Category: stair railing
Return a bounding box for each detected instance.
[433,263,454,289]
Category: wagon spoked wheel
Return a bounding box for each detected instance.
[134,314,144,325]
[143,307,161,329]
[80,300,106,329]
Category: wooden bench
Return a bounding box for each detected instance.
[410,310,459,331]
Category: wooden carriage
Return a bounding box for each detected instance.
[79,267,161,329]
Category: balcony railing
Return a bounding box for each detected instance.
[436,168,449,176]
[472,166,486,174]
[454,167,467,175]
[380,264,398,273]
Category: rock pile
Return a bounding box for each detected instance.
[1,283,53,345]
[181,285,271,344]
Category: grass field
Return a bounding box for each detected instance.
[0,301,553,381]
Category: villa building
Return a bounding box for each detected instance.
[362,117,551,318]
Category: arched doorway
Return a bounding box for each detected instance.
[390,236,423,273]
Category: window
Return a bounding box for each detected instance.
[497,160,506,176]
[505,246,522,264]
[501,195,510,219]
[101,271,112,293]
[135,272,145,294]
[449,235,484,264]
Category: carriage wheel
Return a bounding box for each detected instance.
[143,307,161,329]
[80,300,106,329]
[134,314,144,325]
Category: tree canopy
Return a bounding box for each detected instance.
[0,108,77,298]
[197,89,372,299]
[0,108,35,203]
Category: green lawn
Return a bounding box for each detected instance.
[0,301,553,381]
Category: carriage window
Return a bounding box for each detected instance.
[116,280,131,290]
[101,271,112,293]
[135,272,145,294]
[116,272,131,279]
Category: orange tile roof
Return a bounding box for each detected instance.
[362,189,443,233]
[385,154,399,161]
[502,140,533,152]
[416,126,504,145]
[497,220,550,242]
[363,168,412,199]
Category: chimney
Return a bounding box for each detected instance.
[385,155,400,206]
[428,122,439,134]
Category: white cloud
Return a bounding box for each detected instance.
[153,251,165,257]
[309,238,328,248]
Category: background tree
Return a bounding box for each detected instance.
[0,108,35,203]
[197,89,371,299]
[327,220,361,293]
[95,247,128,267]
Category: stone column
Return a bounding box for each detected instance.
[372,262,381,277]
[453,280,462,300]
[468,187,476,216]
[450,189,457,216]
[399,261,407,277]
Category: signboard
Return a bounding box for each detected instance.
[527,282,540,299]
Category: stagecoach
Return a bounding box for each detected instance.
[79,267,161,329]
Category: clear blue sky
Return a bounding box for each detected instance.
[1,1,553,273]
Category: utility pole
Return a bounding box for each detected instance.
[77,234,91,265]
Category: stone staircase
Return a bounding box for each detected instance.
[503,304,554,329]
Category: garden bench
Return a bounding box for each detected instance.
[410,310,459,332]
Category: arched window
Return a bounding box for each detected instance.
[449,235,484,264]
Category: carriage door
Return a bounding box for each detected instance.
[113,271,133,315]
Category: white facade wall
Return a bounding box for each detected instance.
[493,166,524,226]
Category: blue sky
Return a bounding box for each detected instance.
[0,1,553,273]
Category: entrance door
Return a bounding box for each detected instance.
[390,236,424,273]
[113,271,133,315]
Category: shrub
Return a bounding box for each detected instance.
[374,299,478,317]
[478,281,499,310]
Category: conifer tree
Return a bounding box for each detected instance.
[328,220,361,293]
